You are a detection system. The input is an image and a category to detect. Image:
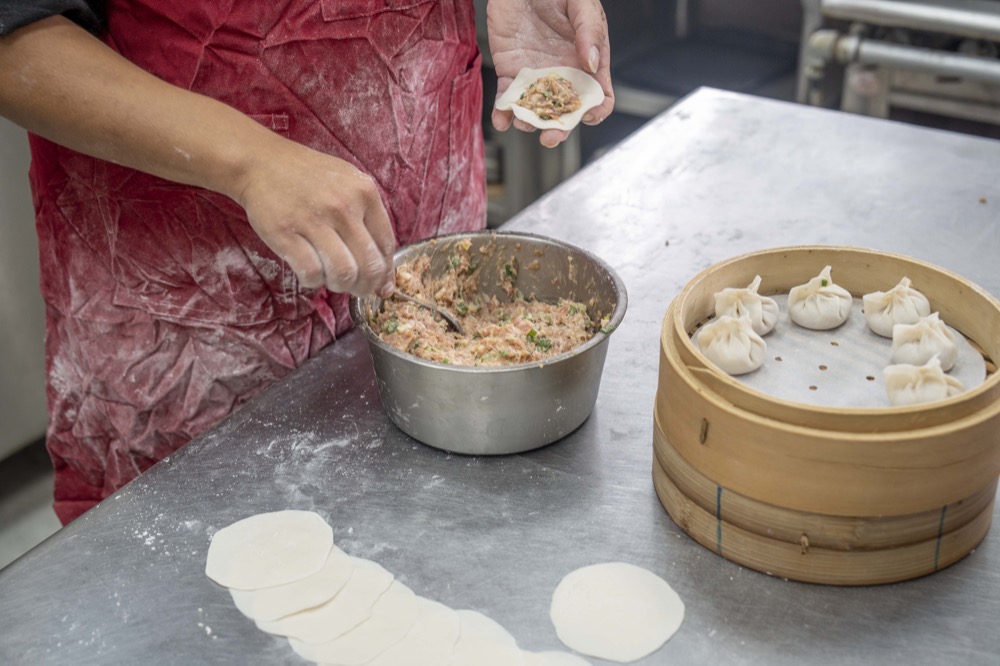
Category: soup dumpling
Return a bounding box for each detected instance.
[714,275,779,336]
[890,312,958,371]
[696,314,766,376]
[884,355,964,406]
[863,276,931,338]
[787,265,852,330]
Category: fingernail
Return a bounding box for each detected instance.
[588,46,600,74]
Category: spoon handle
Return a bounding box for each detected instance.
[391,291,465,336]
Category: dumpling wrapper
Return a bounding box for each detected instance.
[788,265,853,330]
[495,66,604,131]
[890,312,958,371]
[205,510,333,590]
[714,274,779,336]
[449,639,526,666]
[550,562,684,663]
[522,651,593,665]
[443,608,523,665]
[453,608,519,646]
[255,556,394,643]
[367,597,463,666]
[228,544,354,622]
[863,276,931,337]
[884,354,965,406]
[695,314,767,375]
[288,580,419,665]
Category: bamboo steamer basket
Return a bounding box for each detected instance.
[654,246,1000,585]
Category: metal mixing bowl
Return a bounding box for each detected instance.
[350,231,627,455]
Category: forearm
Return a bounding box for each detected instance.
[0,15,276,202]
[1,15,397,297]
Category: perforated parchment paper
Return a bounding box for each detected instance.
[693,296,987,409]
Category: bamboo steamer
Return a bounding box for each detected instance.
[654,246,1000,585]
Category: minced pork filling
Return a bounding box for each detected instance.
[514,73,583,121]
[372,240,607,366]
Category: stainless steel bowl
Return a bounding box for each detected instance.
[350,231,627,455]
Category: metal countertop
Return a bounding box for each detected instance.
[2,88,999,665]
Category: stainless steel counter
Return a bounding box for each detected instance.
[2,88,999,665]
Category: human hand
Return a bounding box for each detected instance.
[234,137,397,298]
[487,0,614,148]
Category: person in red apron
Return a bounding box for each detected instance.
[0,0,614,524]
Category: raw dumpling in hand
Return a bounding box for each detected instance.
[891,312,958,371]
[787,265,852,330]
[696,314,766,375]
[884,355,965,406]
[714,275,779,336]
[862,276,931,337]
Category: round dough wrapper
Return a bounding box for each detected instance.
[229,587,256,619]
[288,580,419,665]
[205,510,333,590]
[229,545,354,622]
[523,651,593,666]
[495,66,604,131]
[256,557,394,643]
[450,639,526,666]
[550,562,684,663]
[455,608,518,646]
[367,597,462,666]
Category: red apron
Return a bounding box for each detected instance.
[29,0,486,524]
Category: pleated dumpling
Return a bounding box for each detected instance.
[696,314,766,376]
[713,275,779,336]
[890,312,958,371]
[787,265,852,330]
[884,355,965,406]
[863,276,931,338]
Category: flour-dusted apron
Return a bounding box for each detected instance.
[29,0,486,523]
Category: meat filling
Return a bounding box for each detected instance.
[514,74,583,121]
[373,240,607,366]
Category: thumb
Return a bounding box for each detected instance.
[568,0,608,74]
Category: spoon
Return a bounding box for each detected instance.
[391,290,465,336]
